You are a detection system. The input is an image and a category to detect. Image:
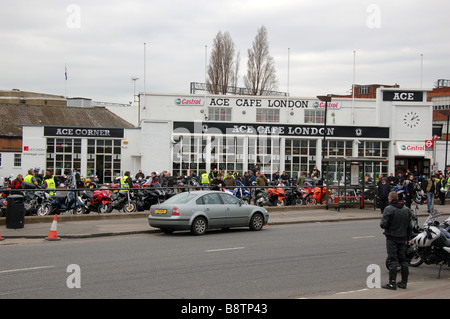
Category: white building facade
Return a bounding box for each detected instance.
[137,87,434,180]
[3,87,436,184]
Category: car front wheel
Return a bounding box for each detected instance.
[249,213,264,231]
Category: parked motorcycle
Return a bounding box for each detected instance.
[410,209,450,278]
[282,186,303,206]
[392,184,406,200]
[253,187,270,207]
[412,182,426,204]
[81,187,113,214]
[0,195,7,217]
[266,183,285,206]
[231,180,251,204]
[135,184,165,211]
[41,190,86,215]
[299,184,317,205]
[107,190,137,213]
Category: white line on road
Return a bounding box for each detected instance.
[205,247,245,252]
[352,236,376,239]
[0,265,56,274]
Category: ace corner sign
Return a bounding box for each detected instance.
[44,126,124,138]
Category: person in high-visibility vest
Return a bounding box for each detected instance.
[42,169,56,196]
[120,171,133,191]
[24,168,38,186]
[201,172,210,189]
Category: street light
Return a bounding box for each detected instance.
[317,94,332,185]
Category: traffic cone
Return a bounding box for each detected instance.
[45,215,61,241]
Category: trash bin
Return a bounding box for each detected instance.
[6,194,25,229]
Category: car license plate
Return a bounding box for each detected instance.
[155,209,167,214]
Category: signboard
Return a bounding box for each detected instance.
[173,121,390,138]
[383,91,423,102]
[44,126,124,138]
[425,140,434,151]
[396,141,426,156]
[351,164,359,186]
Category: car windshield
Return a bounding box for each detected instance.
[164,192,197,204]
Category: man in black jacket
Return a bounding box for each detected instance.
[377,177,391,214]
[380,191,413,290]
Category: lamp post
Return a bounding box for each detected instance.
[317,94,332,184]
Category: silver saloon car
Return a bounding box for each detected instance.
[148,190,269,235]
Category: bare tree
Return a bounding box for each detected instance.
[206,31,239,95]
[244,26,278,95]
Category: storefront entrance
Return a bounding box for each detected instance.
[394,157,430,177]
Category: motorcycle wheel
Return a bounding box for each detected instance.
[73,205,86,215]
[409,255,423,267]
[98,203,111,214]
[305,195,317,205]
[37,204,51,216]
[123,202,137,213]
[413,194,424,205]
[255,195,265,207]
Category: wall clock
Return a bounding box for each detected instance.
[403,111,420,128]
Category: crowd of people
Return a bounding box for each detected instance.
[376,169,450,213]
[8,168,58,194]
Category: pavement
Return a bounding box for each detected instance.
[1,201,449,299]
[0,203,384,239]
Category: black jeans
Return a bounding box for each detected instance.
[386,239,409,284]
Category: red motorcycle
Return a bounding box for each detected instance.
[81,187,113,213]
[266,184,285,206]
[299,184,317,205]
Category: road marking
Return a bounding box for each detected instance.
[352,236,376,239]
[0,265,56,274]
[336,288,369,295]
[205,247,245,252]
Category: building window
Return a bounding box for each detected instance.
[87,139,121,184]
[208,107,231,121]
[284,139,316,179]
[46,138,81,176]
[304,110,324,123]
[357,141,389,177]
[14,154,21,167]
[358,141,389,158]
[256,109,279,123]
[359,86,369,95]
[172,136,207,177]
[324,140,353,157]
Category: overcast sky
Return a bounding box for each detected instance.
[1,0,449,104]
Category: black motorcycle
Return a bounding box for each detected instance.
[107,190,137,213]
[253,187,269,207]
[135,185,162,211]
[412,182,426,204]
[282,186,303,206]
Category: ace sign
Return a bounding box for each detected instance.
[425,140,434,151]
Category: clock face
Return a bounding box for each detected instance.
[403,111,420,128]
